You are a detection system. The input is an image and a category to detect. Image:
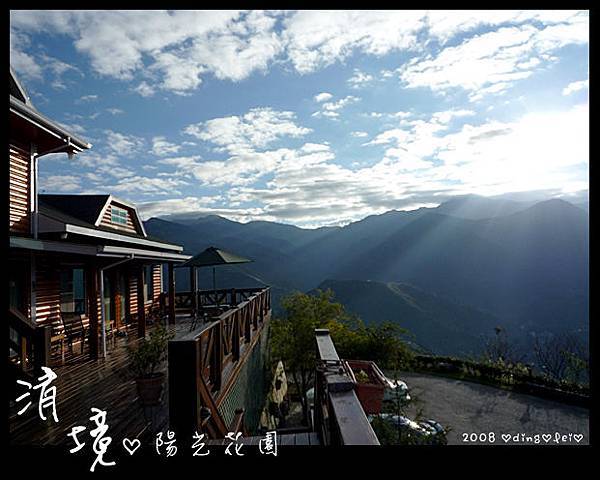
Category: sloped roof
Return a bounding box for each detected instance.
[40,194,110,226]
[10,65,32,105]
[38,194,180,249]
[10,66,91,152]
[181,246,252,267]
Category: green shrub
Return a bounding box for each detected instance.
[127,324,174,378]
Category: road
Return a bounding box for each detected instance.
[393,371,589,445]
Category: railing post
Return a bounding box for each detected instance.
[232,312,241,362]
[168,339,201,449]
[168,262,176,325]
[231,288,237,307]
[137,266,146,337]
[211,323,223,391]
[190,266,197,317]
[86,265,99,359]
[33,326,51,371]
[245,303,252,340]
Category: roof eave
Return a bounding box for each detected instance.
[10,95,92,151]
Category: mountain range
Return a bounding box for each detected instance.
[144,194,589,357]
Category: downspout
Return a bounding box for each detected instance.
[99,254,134,358]
[30,143,38,239]
[30,144,38,324]
[32,137,74,239]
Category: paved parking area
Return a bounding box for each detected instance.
[396,371,589,445]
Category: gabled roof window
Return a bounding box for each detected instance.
[111,206,128,226]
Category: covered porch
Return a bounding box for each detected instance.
[9,286,272,446]
[8,236,188,374]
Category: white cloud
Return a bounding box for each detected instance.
[184,107,311,154]
[283,10,426,73]
[74,152,120,169]
[562,79,588,96]
[314,92,333,102]
[106,108,124,115]
[104,130,145,156]
[351,131,368,138]
[10,29,43,81]
[313,95,359,118]
[10,10,282,95]
[347,68,374,88]
[227,104,588,225]
[425,10,579,43]
[11,10,588,98]
[40,174,81,192]
[79,94,98,102]
[134,81,155,97]
[399,13,588,100]
[151,136,181,156]
[100,175,186,195]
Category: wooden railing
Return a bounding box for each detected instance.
[168,287,271,443]
[313,329,380,445]
[8,307,51,374]
[173,287,270,314]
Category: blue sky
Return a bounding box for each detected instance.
[10,10,589,227]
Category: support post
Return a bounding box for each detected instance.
[168,339,201,449]
[190,266,197,317]
[137,266,146,338]
[33,326,51,371]
[232,313,240,362]
[86,266,99,359]
[211,323,223,391]
[168,262,176,325]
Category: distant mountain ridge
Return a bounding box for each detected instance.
[313,279,502,356]
[144,194,589,356]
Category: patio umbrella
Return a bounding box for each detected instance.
[180,246,252,309]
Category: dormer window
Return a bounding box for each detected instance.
[111,206,128,225]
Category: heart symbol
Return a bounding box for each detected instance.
[574,434,583,443]
[542,434,551,443]
[501,434,511,443]
[123,438,141,455]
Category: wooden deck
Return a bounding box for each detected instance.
[8,314,254,446]
[205,431,321,446]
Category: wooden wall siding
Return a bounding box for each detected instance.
[127,265,163,320]
[152,264,162,302]
[100,202,138,235]
[35,257,61,330]
[35,259,102,332]
[128,274,139,319]
[9,144,30,235]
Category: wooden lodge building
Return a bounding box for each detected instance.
[8,66,275,446]
[9,66,377,449]
[9,66,188,367]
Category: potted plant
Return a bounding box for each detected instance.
[127,324,174,406]
[344,359,388,414]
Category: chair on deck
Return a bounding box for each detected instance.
[60,312,88,356]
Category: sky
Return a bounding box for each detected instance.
[10,10,589,228]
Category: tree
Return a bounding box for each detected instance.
[271,289,416,423]
[533,333,589,384]
[270,289,346,422]
[482,326,524,365]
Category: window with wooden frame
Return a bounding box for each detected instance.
[60,268,87,314]
[111,206,128,226]
[143,265,154,303]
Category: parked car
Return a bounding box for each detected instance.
[419,419,445,435]
[369,413,446,445]
[382,377,411,404]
